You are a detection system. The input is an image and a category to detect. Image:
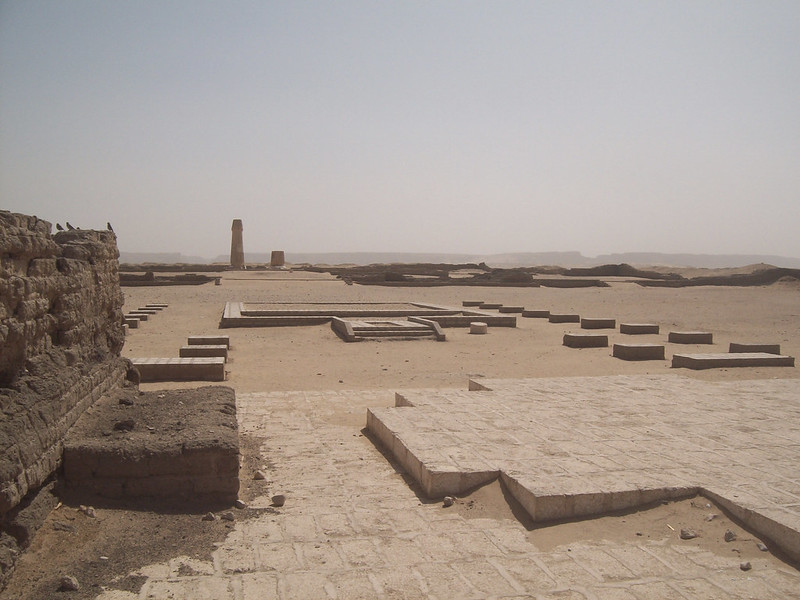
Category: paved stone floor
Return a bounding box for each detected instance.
[97,377,800,599]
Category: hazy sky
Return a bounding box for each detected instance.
[2,1,799,258]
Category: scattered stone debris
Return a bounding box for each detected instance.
[680,528,698,540]
[58,575,79,591]
[113,419,135,432]
[705,513,717,521]
[757,542,769,552]
[52,521,76,533]
[442,496,455,507]
[234,499,247,509]
[271,494,286,507]
[220,511,235,522]
[78,505,96,518]
[253,470,266,480]
[118,396,134,406]
[201,512,217,521]
[724,529,737,542]
[740,561,752,571]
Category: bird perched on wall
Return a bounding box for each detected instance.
[56,223,64,231]
[107,222,114,232]
[66,222,75,230]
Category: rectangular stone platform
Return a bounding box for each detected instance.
[549,313,580,323]
[580,317,616,329]
[620,323,660,334]
[672,352,795,370]
[188,335,231,349]
[563,333,608,348]
[522,309,549,318]
[613,343,665,361]
[498,306,524,313]
[729,342,781,354]
[179,345,229,359]
[131,357,226,382]
[668,331,713,344]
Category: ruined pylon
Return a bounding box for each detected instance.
[230,219,244,270]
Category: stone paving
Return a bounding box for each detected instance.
[96,378,800,599]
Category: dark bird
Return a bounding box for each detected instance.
[107,222,114,232]
[56,223,64,231]
[66,222,75,230]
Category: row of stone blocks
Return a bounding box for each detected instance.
[124,303,168,329]
[131,335,230,382]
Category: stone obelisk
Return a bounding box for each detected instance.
[230,219,244,270]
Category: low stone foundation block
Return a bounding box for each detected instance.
[479,303,502,310]
[188,335,231,348]
[581,317,616,329]
[729,342,781,354]
[179,345,228,359]
[564,333,608,348]
[613,343,665,361]
[549,313,580,323]
[136,308,159,314]
[124,317,140,328]
[127,312,148,321]
[669,331,713,344]
[131,357,225,382]
[620,323,660,335]
[470,322,488,335]
[498,306,524,313]
[462,300,483,307]
[522,309,550,318]
[672,352,795,370]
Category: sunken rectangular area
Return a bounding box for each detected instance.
[367,375,800,563]
[221,301,515,328]
[63,386,239,505]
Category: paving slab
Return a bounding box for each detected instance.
[367,375,800,563]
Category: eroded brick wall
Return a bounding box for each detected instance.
[0,211,128,514]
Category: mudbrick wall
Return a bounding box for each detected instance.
[0,210,128,518]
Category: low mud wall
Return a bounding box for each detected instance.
[0,211,128,516]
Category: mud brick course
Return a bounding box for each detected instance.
[63,386,239,505]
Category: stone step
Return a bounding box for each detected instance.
[188,335,231,349]
[672,352,795,370]
[669,331,714,344]
[729,342,781,354]
[136,308,159,314]
[124,317,140,328]
[126,312,148,321]
[620,323,660,335]
[563,333,608,348]
[131,357,226,382]
[581,317,616,329]
[179,345,229,359]
[613,343,665,361]
[145,303,168,308]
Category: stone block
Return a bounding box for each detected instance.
[668,331,713,344]
[179,345,228,359]
[270,250,285,267]
[521,309,549,318]
[498,306,524,313]
[620,323,660,334]
[580,317,616,329]
[188,335,230,349]
[549,313,580,323]
[613,343,665,361]
[729,342,781,354]
[126,312,148,321]
[563,333,608,348]
[478,303,501,310]
[130,357,226,382]
[469,322,488,335]
[462,300,483,307]
[672,352,795,370]
[124,317,140,328]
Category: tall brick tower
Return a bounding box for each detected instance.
[230,219,244,270]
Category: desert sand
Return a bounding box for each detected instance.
[3,266,799,599]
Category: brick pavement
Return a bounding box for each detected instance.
[97,378,800,599]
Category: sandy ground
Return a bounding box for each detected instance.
[2,268,799,599]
